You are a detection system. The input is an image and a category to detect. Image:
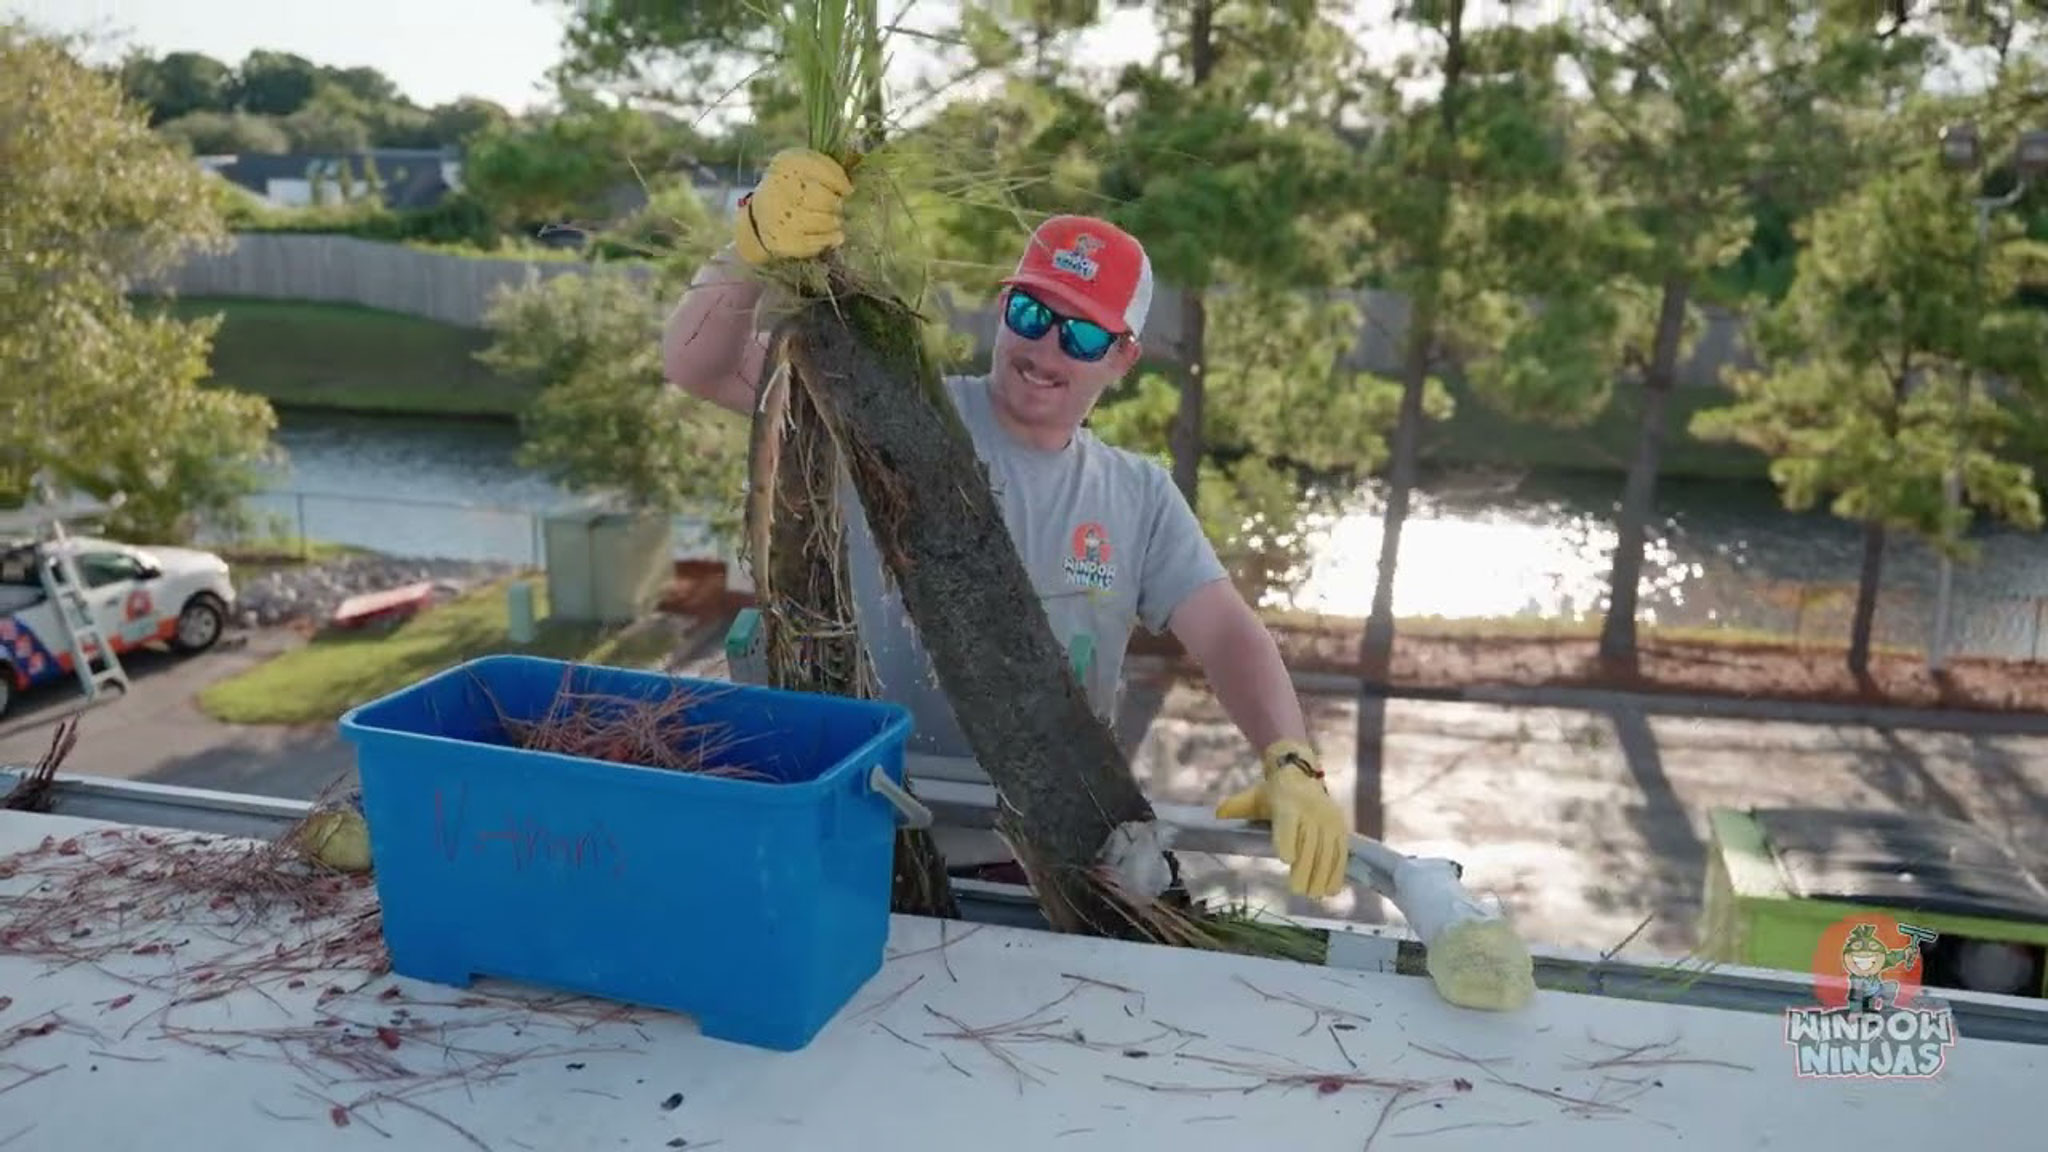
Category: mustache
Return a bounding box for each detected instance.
[1012,357,1070,386]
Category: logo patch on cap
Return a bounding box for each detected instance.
[1052,234,1104,282]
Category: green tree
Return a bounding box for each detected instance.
[1349,7,1614,681]
[1694,148,2048,674]
[232,49,321,116]
[1331,4,1605,841]
[904,73,1110,306]
[0,26,279,541]
[117,49,235,124]
[280,87,375,153]
[425,97,515,147]
[1089,285,1434,593]
[461,94,673,230]
[1095,0,1368,509]
[555,0,777,112]
[156,110,292,154]
[1564,3,1926,667]
[599,173,724,265]
[478,267,746,532]
[320,64,405,106]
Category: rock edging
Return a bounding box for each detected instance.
[233,554,526,629]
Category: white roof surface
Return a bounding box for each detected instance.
[0,809,2039,1150]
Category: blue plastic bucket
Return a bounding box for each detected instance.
[337,654,917,1052]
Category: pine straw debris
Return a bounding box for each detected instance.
[0,810,387,1003]
[155,990,647,1142]
[0,723,386,1006]
[465,664,779,782]
[0,799,663,1144]
[884,974,1741,1146]
[1,718,77,814]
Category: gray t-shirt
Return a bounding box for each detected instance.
[839,374,1228,757]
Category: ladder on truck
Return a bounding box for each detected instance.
[40,514,129,699]
[0,487,131,701]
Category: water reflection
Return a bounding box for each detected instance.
[1274,467,2048,650]
[246,414,2048,657]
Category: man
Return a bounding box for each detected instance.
[662,148,1351,899]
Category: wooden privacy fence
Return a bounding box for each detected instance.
[144,233,1761,383]
[141,233,657,329]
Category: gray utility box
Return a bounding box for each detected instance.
[542,499,673,625]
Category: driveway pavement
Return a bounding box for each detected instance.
[0,629,357,799]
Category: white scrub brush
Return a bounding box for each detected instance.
[1347,836,1536,1012]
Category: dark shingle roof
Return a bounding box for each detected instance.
[213,150,456,210]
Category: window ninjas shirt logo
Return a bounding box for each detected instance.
[1064,521,1116,592]
[1784,914,1956,1079]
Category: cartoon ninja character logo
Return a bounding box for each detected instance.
[1840,922,1922,1012]
[1786,914,1953,1078]
[1053,234,1104,282]
[1079,524,1106,563]
[1063,521,1116,593]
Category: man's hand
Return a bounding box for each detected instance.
[735,148,853,265]
[1213,740,1349,898]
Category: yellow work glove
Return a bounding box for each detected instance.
[1213,740,1349,898]
[734,148,853,266]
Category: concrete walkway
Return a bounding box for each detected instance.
[1124,660,2048,956]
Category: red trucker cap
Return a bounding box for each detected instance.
[999,215,1155,338]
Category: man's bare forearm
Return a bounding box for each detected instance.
[1172,581,1311,757]
[1203,613,1312,756]
[662,243,768,414]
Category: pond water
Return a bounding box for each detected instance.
[240,411,2048,658]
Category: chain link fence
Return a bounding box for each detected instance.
[203,488,732,571]
[200,488,2048,662]
[1661,577,2048,663]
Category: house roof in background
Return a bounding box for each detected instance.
[211,150,457,210]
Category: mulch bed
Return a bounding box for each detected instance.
[696,559,2048,715]
[1135,621,2048,716]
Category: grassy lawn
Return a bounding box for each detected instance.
[142,297,541,420]
[198,580,681,726]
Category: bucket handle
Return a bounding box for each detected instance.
[867,764,933,830]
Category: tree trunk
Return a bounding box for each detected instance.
[1171,293,1206,506]
[1848,520,1885,679]
[1360,339,1431,683]
[1849,367,1913,679]
[1598,275,1690,668]
[781,289,1167,938]
[1167,0,1215,510]
[1356,0,1465,843]
[749,334,958,920]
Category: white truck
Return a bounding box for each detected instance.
[0,524,237,718]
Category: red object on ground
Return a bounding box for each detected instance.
[331,582,437,630]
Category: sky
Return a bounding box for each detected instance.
[5,0,579,109]
[0,0,1494,118]
[5,0,2010,121]
[0,0,1177,114]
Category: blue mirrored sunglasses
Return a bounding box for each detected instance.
[1002,288,1122,363]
